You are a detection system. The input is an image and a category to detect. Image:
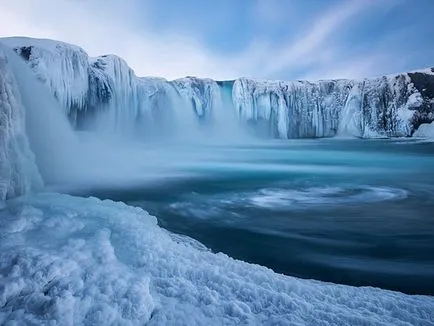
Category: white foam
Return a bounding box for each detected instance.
[248,186,407,209]
[173,186,408,214]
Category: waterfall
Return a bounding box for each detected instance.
[0,45,42,199]
[1,42,79,188]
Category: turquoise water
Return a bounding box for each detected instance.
[78,139,434,295]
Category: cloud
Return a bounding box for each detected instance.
[0,0,415,81]
[254,0,379,77]
[0,0,244,80]
[253,0,290,25]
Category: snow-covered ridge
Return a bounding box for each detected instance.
[1,37,434,138]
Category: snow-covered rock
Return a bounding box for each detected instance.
[413,121,434,138]
[1,193,433,325]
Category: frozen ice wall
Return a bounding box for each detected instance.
[0,38,249,195]
[2,37,246,141]
[1,41,79,187]
[233,78,347,138]
[0,45,42,200]
[233,72,434,138]
[2,37,434,139]
[0,39,88,198]
[4,38,89,115]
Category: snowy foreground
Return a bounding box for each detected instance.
[1,193,433,325]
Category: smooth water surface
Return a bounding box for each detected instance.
[76,139,434,295]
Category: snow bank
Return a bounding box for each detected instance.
[0,193,433,325]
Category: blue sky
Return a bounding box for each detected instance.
[0,0,433,81]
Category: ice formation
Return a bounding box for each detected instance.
[413,121,434,138]
[2,37,433,139]
[0,45,42,200]
[0,38,233,139]
[233,72,433,138]
[0,193,433,325]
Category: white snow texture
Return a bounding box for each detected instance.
[0,193,433,326]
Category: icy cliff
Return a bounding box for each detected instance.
[0,45,42,200]
[2,37,434,139]
[1,38,231,138]
[233,74,432,138]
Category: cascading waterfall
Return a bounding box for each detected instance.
[1,43,79,186]
[0,36,434,326]
[0,45,41,199]
[214,80,245,141]
[169,77,249,143]
[0,35,433,198]
[0,37,433,197]
[3,37,433,142]
[0,41,251,196]
[87,55,142,137]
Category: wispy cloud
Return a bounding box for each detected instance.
[0,0,241,79]
[261,0,370,74]
[0,0,426,81]
[251,0,402,80]
[253,0,290,25]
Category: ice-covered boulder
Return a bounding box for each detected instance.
[413,121,434,138]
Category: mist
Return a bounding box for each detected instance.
[3,45,78,185]
[6,49,255,194]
